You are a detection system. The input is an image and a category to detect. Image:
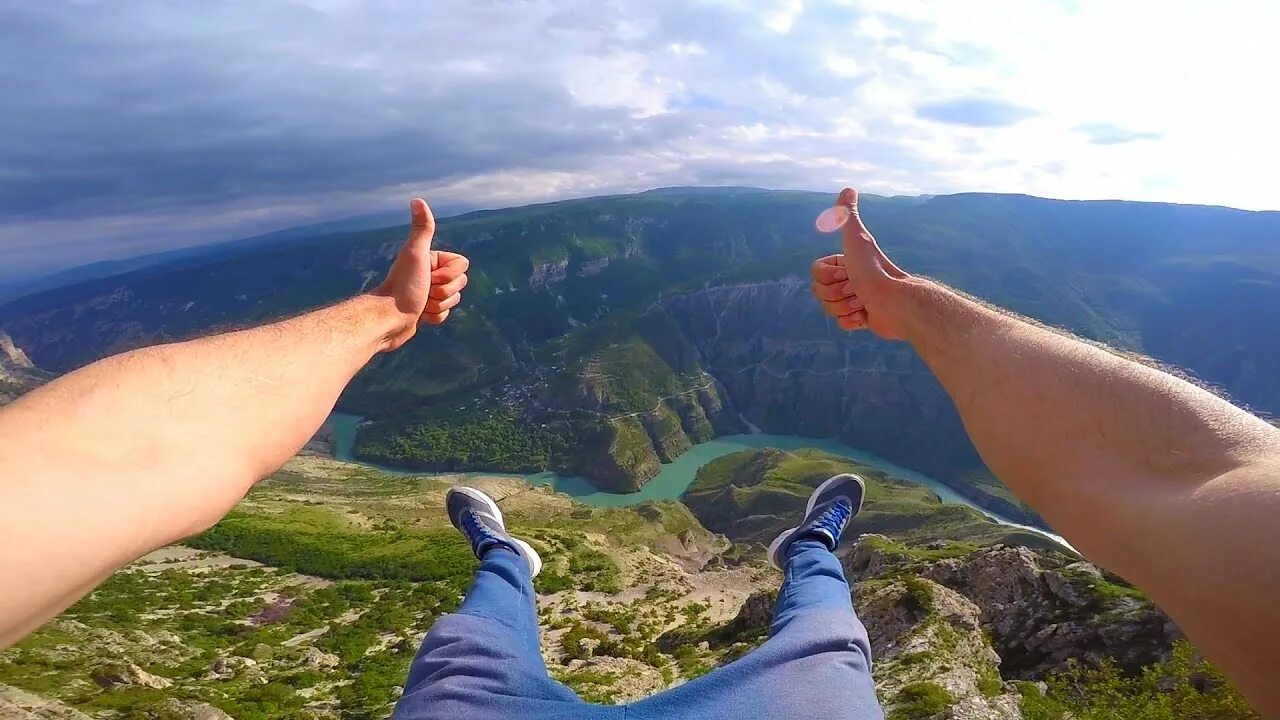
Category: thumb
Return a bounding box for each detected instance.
[405,197,436,257]
[838,187,872,258]
[837,186,904,281]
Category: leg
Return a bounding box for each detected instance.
[626,540,879,720]
[626,475,882,720]
[394,548,583,719]
[394,486,611,720]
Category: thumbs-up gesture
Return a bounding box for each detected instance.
[810,187,911,340]
[373,197,471,351]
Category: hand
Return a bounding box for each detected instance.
[372,198,470,351]
[810,187,911,339]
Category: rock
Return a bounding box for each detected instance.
[847,534,897,580]
[856,579,1020,720]
[919,545,1180,677]
[207,654,258,680]
[0,683,94,719]
[90,661,173,690]
[159,698,235,720]
[300,646,341,670]
[733,591,775,629]
[249,643,275,661]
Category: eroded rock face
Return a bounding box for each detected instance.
[858,579,1022,720]
[849,535,1181,678]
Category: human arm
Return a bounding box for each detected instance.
[0,198,469,648]
[811,188,1280,714]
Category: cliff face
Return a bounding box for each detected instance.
[0,332,47,406]
[665,281,1039,523]
[846,536,1179,678]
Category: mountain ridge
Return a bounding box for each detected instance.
[2,188,1277,520]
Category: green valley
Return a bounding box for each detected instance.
[3,188,1279,525]
[0,450,1256,719]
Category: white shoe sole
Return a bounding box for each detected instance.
[509,537,543,578]
[767,527,798,570]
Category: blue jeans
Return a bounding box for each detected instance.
[392,540,883,719]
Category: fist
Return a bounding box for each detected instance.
[810,187,911,339]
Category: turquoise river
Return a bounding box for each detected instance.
[326,413,1068,547]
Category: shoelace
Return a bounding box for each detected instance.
[811,498,853,545]
[459,509,502,555]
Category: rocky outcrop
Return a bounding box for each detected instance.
[575,417,661,493]
[529,258,569,288]
[90,661,173,690]
[0,684,94,720]
[640,403,693,462]
[300,647,341,670]
[849,535,1181,678]
[0,331,47,405]
[858,578,1022,720]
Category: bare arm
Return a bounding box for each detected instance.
[812,187,1280,714]
[0,198,469,647]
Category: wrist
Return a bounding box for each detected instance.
[884,276,947,346]
[349,293,415,353]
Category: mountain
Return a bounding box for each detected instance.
[681,448,1058,550]
[0,210,410,304]
[0,332,48,406]
[2,188,1278,518]
[0,452,1254,719]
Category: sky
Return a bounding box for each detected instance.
[1,0,1277,283]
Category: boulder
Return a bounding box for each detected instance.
[90,661,173,690]
[300,647,341,670]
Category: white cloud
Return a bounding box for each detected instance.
[2,0,1279,281]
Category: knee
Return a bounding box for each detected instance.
[403,613,519,690]
[769,609,873,667]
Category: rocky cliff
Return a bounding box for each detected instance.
[0,332,47,405]
[665,281,1041,524]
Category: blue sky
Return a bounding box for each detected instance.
[1,0,1276,282]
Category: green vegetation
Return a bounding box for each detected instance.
[890,681,954,720]
[1020,641,1259,720]
[355,406,598,474]
[189,507,477,586]
[683,448,1057,549]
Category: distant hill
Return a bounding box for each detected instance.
[1,188,1278,519]
[0,209,407,304]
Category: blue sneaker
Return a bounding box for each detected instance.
[767,473,865,570]
[446,487,543,577]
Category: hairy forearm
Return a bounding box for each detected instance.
[898,279,1279,537]
[0,294,402,645]
[897,278,1280,709]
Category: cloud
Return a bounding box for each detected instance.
[916,98,1036,128]
[0,0,1277,283]
[1075,123,1162,145]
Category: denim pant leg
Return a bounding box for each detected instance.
[392,548,601,720]
[624,540,883,720]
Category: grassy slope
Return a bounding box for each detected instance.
[682,448,1057,549]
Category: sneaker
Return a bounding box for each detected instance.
[767,473,865,570]
[446,486,543,577]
